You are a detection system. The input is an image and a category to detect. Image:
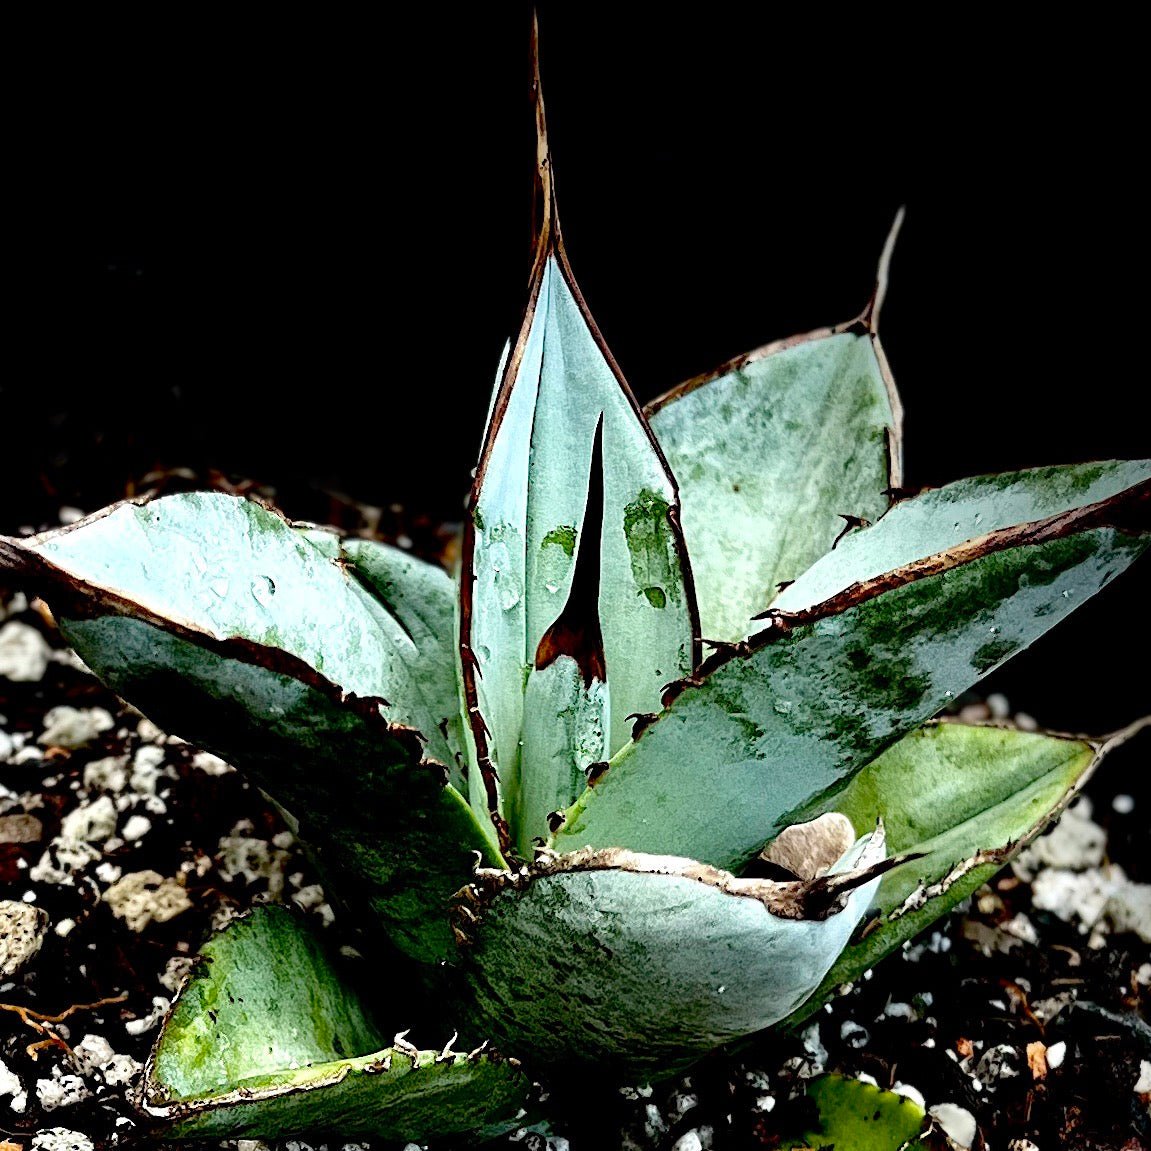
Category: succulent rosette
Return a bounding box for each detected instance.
[1,27,1147,1147]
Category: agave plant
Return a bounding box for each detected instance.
[2,29,1149,1148]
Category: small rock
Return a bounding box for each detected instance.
[124,995,171,1036]
[891,1081,926,1108]
[104,871,191,931]
[101,1052,142,1087]
[36,1072,91,1111]
[1013,799,1106,879]
[0,900,49,976]
[1135,1059,1151,1094]
[671,1133,703,1151]
[0,621,51,682]
[217,834,290,899]
[928,1102,977,1148]
[82,756,128,794]
[72,1034,116,1077]
[191,750,234,776]
[0,813,43,843]
[976,1043,1021,1084]
[121,814,151,842]
[1045,1041,1067,1069]
[32,1130,94,1151]
[38,705,114,749]
[60,795,118,843]
[129,745,169,794]
[0,1054,28,1112]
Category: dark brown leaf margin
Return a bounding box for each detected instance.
[778,714,1151,1030]
[450,826,922,950]
[620,476,1150,742]
[0,495,442,779]
[456,13,702,855]
[643,208,907,499]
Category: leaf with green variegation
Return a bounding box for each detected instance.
[301,527,470,791]
[1,496,502,964]
[57,612,499,964]
[774,458,1151,613]
[460,831,889,1075]
[776,1073,927,1150]
[783,719,1144,1027]
[140,904,527,1141]
[647,219,903,646]
[458,67,697,853]
[554,471,1150,870]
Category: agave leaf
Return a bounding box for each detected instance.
[775,458,1151,612]
[783,719,1144,1027]
[57,613,499,964]
[301,527,469,789]
[140,905,527,1140]
[647,218,903,646]
[9,493,449,746]
[554,473,1150,869]
[777,1073,927,1150]
[459,833,887,1075]
[1,496,502,963]
[459,51,697,850]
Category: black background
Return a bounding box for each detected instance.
[3,6,1147,740]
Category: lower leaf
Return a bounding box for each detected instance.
[459,835,887,1076]
[780,718,1141,1027]
[138,905,528,1141]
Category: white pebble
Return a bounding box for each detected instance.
[191,750,234,775]
[101,1052,142,1087]
[82,756,128,794]
[671,1133,703,1151]
[72,1034,115,1077]
[0,900,48,976]
[0,621,51,682]
[55,918,76,937]
[1134,1059,1151,1094]
[1013,802,1106,879]
[1112,793,1135,814]
[891,1081,926,1109]
[38,706,114,749]
[136,718,167,743]
[121,814,152,842]
[124,995,171,1036]
[60,795,118,843]
[36,1073,91,1110]
[104,871,191,932]
[928,1102,977,1147]
[0,1054,28,1112]
[987,692,1011,719]
[32,1129,95,1151]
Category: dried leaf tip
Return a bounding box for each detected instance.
[860,206,905,332]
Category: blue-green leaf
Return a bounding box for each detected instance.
[141,905,527,1140]
[649,284,901,645]
[783,720,1137,1027]
[554,474,1150,869]
[4,495,503,963]
[775,458,1151,613]
[459,72,696,852]
[460,833,887,1075]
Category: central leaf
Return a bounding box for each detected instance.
[459,94,698,854]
